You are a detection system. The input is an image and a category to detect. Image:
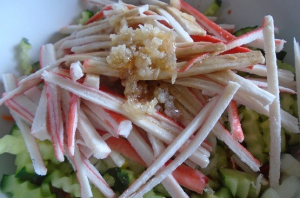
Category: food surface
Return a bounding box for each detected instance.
[0,0,300,198]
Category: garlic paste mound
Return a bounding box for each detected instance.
[107,18,178,118]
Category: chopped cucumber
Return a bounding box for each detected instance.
[78,10,93,25]
[219,168,260,198]
[1,174,55,198]
[10,124,21,137]
[204,0,222,16]
[0,135,26,155]
[277,60,295,73]
[44,169,80,198]
[191,187,232,198]
[104,167,137,194]
[260,119,286,153]
[239,107,268,165]
[233,26,258,37]
[19,38,33,75]
[143,190,165,198]
[15,166,45,184]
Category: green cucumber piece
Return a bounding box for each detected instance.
[204,0,222,16]
[1,174,55,198]
[191,187,232,198]
[260,119,286,153]
[233,26,258,37]
[219,168,259,198]
[239,107,268,165]
[104,167,137,194]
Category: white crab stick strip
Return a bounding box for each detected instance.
[24,86,42,105]
[227,100,244,142]
[212,122,261,171]
[226,28,263,50]
[249,79,296,94]
[77,108,111,159]
[263,15,281,188]
[83,74,100,90]
[61,35,111,49]
[5,94,37,124]
[128,81,240,198]
[175,76,299,134]
[3,73,47,175]
[31,87,51,141]
[18,54,89,86]
[82,156,115,198]
[128,129,189,198]
[237,64,296,90]
[248,38,286,52]
[46,83,65,162]
[293,38,300,128]
[70,61,84,81]
[84,101,133,138]
[81,103,106,131]
[40,44,57,68]
[121,95,218,197]
[74,144,93,198]
[60,24,82,34]
[32,44,57,140]
[0,78,41,106]
[142,0,192,42]
[206,70,275,107]
[67,94,80,156]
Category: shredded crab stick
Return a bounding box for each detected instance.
[67,94,80,156]
[0,54,92,106]
[263,16,282,188]
[125,82,240,198]
[0,78,41,106]
[179,0,235,42]
[84,102,133,137]
[205,70,275,107]
[73,144,93,198]
[174,76,299,134]
[237,64,296,90]
[46,83,65,162]
[70,61,84,81]
[227,100,244,142]
[4,93,37,124]
[31,87,51,140]
[212,122,261,171]
[177,53,209,72]
[225,28,263,50]
[128,128,204,197]
[24,86,42,105]
[294,38,300,126]
[248,37,286,52]
[77,108,111,159]
[3,73,47,175]
[248,79,296,94]
[40,44,57,68]
[81,156,115,198]
[81,104,106,131]
[147,133,206,195]
[120,95,218,197]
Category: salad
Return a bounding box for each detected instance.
[0,0,300,198]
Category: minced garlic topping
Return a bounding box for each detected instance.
[107,16,178,117]
[107,21,176,78]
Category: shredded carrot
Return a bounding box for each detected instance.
[2,115,14,121]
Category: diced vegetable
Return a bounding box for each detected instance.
[78,10,94,25]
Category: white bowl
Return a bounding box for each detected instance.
[0,0,299,197]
